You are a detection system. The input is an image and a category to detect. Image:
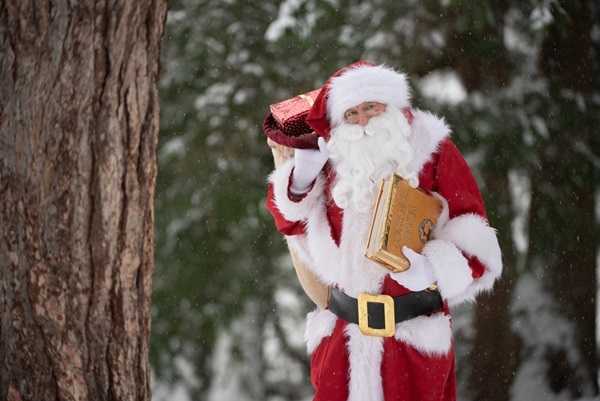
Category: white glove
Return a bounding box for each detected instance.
[290,137,329,195]
[390,246,436,292]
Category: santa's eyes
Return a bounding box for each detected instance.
[344,102,386,124]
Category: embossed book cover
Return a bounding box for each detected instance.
[365,173,442,273]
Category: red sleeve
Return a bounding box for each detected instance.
[434,139,489,279]
[465,252,486,279]
[266,183,307,236]
[433,139,488,220]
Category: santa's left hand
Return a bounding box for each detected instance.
[390,246,436,291]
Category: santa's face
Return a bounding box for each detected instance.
[343,102,386,126]
[327,104,418,213]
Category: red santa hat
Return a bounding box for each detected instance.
[306,61,412,140]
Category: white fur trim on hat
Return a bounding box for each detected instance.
[327,64,411,128]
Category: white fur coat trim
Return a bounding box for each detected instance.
[304,309,452,401]
[394,312,452,356]
[268,159,326,223]
[407,109,451,174]
[428,192,451,235]
[345,324,385,401]
[305,308,338,354]
[304,309,452,357]
[305,198,347,285]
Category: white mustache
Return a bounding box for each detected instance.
[335,118,381,142]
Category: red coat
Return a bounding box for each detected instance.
[266,109,502,401]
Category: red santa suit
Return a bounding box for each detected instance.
[265,62,502,401]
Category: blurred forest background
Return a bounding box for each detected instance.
[151,0,600,400]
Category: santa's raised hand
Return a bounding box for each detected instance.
[290,137,329,196]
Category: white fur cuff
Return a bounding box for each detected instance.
[422,239,473,304]
[434,213,502,281]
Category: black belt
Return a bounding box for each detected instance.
[328,287,443,337]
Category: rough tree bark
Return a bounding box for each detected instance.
[470,176,519,401]
[442,4,521,400]
[537,0,598,396]
[0,1,168,400]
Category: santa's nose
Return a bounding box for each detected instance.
[358,114,371,126]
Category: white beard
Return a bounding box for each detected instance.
[327,105,419,214]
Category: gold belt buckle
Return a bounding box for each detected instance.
[357,293,395,337]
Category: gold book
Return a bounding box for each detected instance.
[365,173,442,273]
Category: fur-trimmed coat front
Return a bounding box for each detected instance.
[266,109,502,401]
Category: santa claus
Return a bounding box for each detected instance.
[265,62,502,401]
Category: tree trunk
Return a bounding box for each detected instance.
[0,1,168,400]
[470,173,520,401]
[537,0,598,397]
[442,6,520,400]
